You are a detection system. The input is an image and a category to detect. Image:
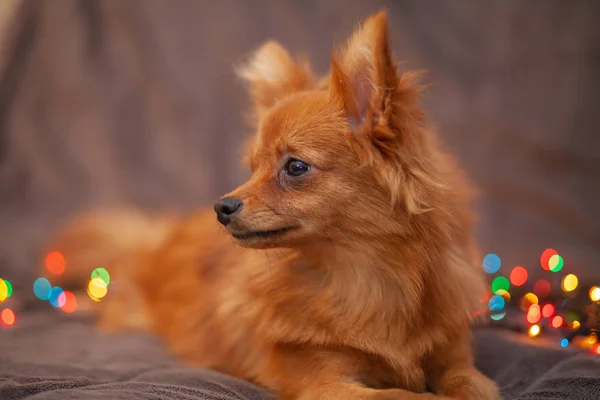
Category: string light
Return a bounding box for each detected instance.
[587,334,597,345]
[88,278,108,301]
[520,293,539,311]
[560,338,569,348]
[45,251,66,275]
[533,279,551,297]
[4,280,12,298]
[48,287,66,308]
[509,266,528,286]
[527,304,542,324]
[61,291,78,313]
[33,277,52,300]
[572,321,581,330]
[548,254,564,272]
[0,279,7,302]
[541,303,555,318]
[551,315,564,328]
[91,268,110,285]
[562,274,578,292]
[482,253,501,274]
[491,276,510,294]
[490,311,506,321]
[528,324,541,337]
[540,248,557,271]
[496,289,511,302]
[1,308,15,326]
[590,286,600,302]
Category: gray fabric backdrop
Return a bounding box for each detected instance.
[0,0,599,295]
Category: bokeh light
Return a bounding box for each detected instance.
[509,266,528,286]
[0,279,7,302]
[589,286,600,302]
[33,278,52,300]
[572,321,581,330]
[548,254,564,272]
[540,248,557,271]
[48,287,66,307]
[1,308,15,326]
[61,291,78,313]
[496,289,511,302]
[595,344,600,355]
[88,278,108,301]
[45,251,66,275]
[4,280,12,298]
[528,324,541,337]
[560,338,569,348]
[527,304,542,324]
[533,279,551,298]
[520,293,539,311]
[490,311,506,321]
[551,315,564,328]
[541,303,555,318]
[491,276,510,294]
[587,333,597,345]
[488,295,505,311]
[561,274,578,292]
[91,268,110,286]
[482,253,501,274]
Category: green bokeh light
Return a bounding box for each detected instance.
[91,268,110,286]
[491,276,510,294]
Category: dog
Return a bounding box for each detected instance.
[44,11,499,400]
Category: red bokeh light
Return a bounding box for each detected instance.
[510,266,528,286]
[1,308,15,326]
[527,304,542,324]
[45,251,66,275]
[551,315,564,329]
[533,279,551,297]
[540,248,557,271]
[542,303,555,318]
[61,291,78,313]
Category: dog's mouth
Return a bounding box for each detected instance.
[231,226,298,241]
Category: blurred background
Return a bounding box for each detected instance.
[0,0,599,293]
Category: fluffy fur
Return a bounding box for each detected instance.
[45,12,499,400]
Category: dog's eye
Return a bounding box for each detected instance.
[284,159,310,177]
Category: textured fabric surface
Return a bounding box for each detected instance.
[2,312,600,400]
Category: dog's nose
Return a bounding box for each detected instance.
[214,197,243,226]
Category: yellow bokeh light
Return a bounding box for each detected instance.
[587,333,597,345]
[520,293,539,311]
[572,321,581,330]
[561,274,578,292]
[0,279,7,302]
[590,286,600,302]
[528,324,541,337]
[496,289,511,302]
[87,278,108,301]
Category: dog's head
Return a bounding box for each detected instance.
[215,12,448,249]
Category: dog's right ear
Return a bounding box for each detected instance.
[236,41,314,123]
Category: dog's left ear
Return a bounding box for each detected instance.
[330,11,424,142]
[330,11,400,135]
[237,41,314,123]
[331,12,437,212]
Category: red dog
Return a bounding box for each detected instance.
[46,11,499,400]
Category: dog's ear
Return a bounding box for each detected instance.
[329,11,401,135]
[237,41,314,123]
[330,12,439,212]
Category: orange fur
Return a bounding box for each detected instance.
[45,12,499,400]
